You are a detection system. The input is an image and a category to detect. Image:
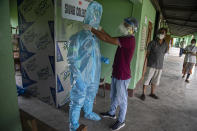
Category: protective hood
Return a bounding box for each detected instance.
[83,1,103,29]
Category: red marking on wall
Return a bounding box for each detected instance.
[79,1,82,5]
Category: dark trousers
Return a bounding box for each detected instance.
[179,48,184,57]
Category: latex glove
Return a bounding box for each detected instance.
[83,24,92,31]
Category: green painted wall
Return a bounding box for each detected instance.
[172,38,179,47]
[9,0,18,28]
[130,0,156,88]
[0,0,22,131]
[96,0,133,84]
[183,35,193,46]
[194,32,197,40]
[130,2,143,89]
[172,32,197,47]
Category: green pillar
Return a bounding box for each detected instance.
[130,0,156,89]
[193,32,197,41]
[9,0,18,29]
[0,0,22,131]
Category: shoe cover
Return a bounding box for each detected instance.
[69,83,87,131]
[84,112,101,121]
[83,85,99,120]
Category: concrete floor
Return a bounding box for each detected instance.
[75,47,197,131]
[18,47,197,131]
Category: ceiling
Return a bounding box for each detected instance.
[158,0,197,36]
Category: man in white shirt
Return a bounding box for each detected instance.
[182,39,197,83]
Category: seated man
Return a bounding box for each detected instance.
[67,1,103,131]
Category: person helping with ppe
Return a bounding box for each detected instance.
[140,28,168,101]
[85,17,138,131]
[182,39,197,83]
[67,1,103,131]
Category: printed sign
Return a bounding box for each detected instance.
[145,16,147,25]
[61,0,89,21]
[55,41,71,107]
[18,0,56,106]
[140,26,147,51]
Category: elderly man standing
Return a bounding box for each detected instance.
[140,28,168,101]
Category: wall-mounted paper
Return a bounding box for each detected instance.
[61,0,89,22]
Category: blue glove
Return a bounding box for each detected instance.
[101,56,110,64]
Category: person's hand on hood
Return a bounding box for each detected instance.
[83,24,92,31]
[98,26,102,31]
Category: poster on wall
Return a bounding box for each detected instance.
[18,0,54,22]
[140,25,147,51]
[61,0,89,22]
[55,0,85,108]
[145,16,148,25]
[55,41,71,107]
[18,0,55,106]
[20,20,54,56]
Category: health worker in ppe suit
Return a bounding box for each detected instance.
[84,17,138,131]
[67,1,103,131]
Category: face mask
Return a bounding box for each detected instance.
[191,43,196,46]
[128,27,134,35]
[128,29,134,35]
[157,34,165,40]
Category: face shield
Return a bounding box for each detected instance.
[118,17,139,36]
[124,17,138,33]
